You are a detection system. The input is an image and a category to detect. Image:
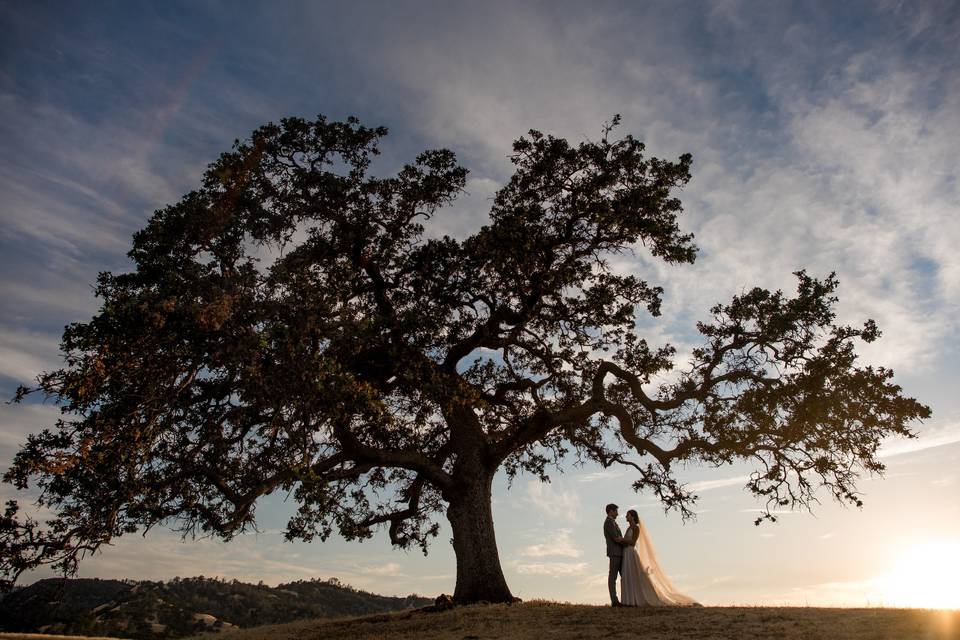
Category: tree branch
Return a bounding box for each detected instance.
[356,476,427,546]
[331,418,453,490]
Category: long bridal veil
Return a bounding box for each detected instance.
[633,520,699,606]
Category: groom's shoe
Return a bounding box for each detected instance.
[611,602,623,608]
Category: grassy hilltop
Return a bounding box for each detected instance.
[198,601,960,640]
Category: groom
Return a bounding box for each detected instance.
[603,503,626,607]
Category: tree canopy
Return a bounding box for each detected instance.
[1,115,930,602]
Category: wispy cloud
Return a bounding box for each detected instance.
[517,529,582,559]
[577,469,626,483]
[0,280,100,321]
[0,326,63,384]
[687,476,749,492]
[0,402,62,475]
[511,561,588,577]
[426,177,500,241]
[879,423,960,458]
[524,480,582,521]
[357,562,403,577]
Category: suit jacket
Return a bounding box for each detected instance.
[604,516,623,557]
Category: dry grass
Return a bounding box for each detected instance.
[0,634,123,640]
[192,601,960,640]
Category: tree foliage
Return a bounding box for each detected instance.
[1,115,930,599]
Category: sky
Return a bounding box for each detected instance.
[1,0,959,608]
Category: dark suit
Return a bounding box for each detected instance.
[604,516,624,605]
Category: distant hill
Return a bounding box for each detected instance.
[0,576,432,638]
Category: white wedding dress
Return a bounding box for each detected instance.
[621,521,699,607]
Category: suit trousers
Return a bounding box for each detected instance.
[608,555,623,604]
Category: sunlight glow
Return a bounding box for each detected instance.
[878,540,960,609]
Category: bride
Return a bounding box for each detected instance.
[618,509,699,607]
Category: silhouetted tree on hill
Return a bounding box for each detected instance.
[1,115,929,603]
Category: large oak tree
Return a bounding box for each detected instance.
[1,116,929,602]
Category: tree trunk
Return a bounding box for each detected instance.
[445,469,515,603]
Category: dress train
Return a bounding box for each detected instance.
[620,521,699,607]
